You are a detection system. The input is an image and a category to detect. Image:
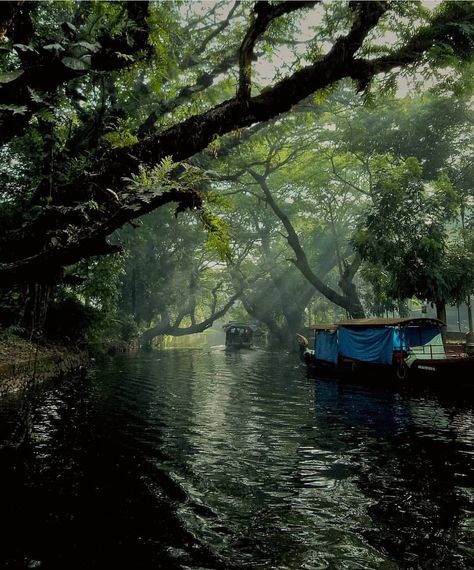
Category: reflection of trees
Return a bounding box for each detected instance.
[0,360,222,569]
[3,351,472,568]
[310,383,474,568]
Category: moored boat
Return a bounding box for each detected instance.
[301,317,474,387]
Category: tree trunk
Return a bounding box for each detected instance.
[251,170,365,319]
[140,289,242,347]
[467,296,473,334]
[338,256,365,319]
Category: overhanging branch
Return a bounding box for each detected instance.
[237,1,318,101]
[249,169,364,317]
[3,1,474,285]
[141,286,243,343]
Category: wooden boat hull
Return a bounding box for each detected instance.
[304,351,474,390]
[409,356,474,385]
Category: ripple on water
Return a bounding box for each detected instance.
[0,348,473,569]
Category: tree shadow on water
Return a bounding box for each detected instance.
[0,372,225,570]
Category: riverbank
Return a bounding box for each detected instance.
[0,334,88,395]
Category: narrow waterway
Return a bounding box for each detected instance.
[0,348,473,569]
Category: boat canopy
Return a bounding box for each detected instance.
[309,317,444,330]
[223,322,257,332]
[338,327,394,364]
[314,330,338,364]
[312,318,445,365]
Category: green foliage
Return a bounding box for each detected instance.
[126,156,210,195]
[354,157,473,305]
[102,122,138,148]
[429,2,474,64]
[126,159,233,259]
[115,201,236,336]
[0,103,28,114]
[359,263,410,317]
[196,190,232,261]
[1,0,474,337]
[56,255,127,344]
[74,255,124,314]
[0,70,24,83]
[198,209,232,261]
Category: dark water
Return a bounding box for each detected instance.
[0,348,473,569]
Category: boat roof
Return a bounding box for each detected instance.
[223,322,256,331]
[309,317,444,331]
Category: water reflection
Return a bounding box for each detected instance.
[0,349,472,569]
[308,377,474,568]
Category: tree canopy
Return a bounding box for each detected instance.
[1,0,474,285]
[1,0,474,344]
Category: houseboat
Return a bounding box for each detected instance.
[300,317,474,387]
[223,322,259,348]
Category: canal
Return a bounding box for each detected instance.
[0,348,473,569]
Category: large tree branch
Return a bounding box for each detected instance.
[350,4,474,90]
[238,1,318,101]
[249,169,364,317]
[4,1,474,285]
[26,2,386,235]
[126,1,388,175]
[138,52,238,137]
[141,286,243,344]
[0,188,202,283]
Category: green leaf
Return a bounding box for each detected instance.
[0,70,24,84]
[72,41,100,53]
[62,21,78,35]
[13,43,36,53]
[36,108,56,122]
[61,56,89,70]
[103,130,138,149]
[199,209,232,261]
[0,103,28,115]
[27,87,45,104]
[115,52,135,62]
[43,43,65,54]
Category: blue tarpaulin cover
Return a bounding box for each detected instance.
[393,329,407,351]
[405,326,445,360]
[314,330,339,364]
[393,325,445,359]
[405,326,439,347]
[338,327,394,364]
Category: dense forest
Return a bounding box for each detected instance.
[1,0,473,351]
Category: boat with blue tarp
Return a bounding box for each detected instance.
[301,317,474,386]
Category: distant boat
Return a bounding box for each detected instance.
[223,322,262,349]
[299,317,474,387]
